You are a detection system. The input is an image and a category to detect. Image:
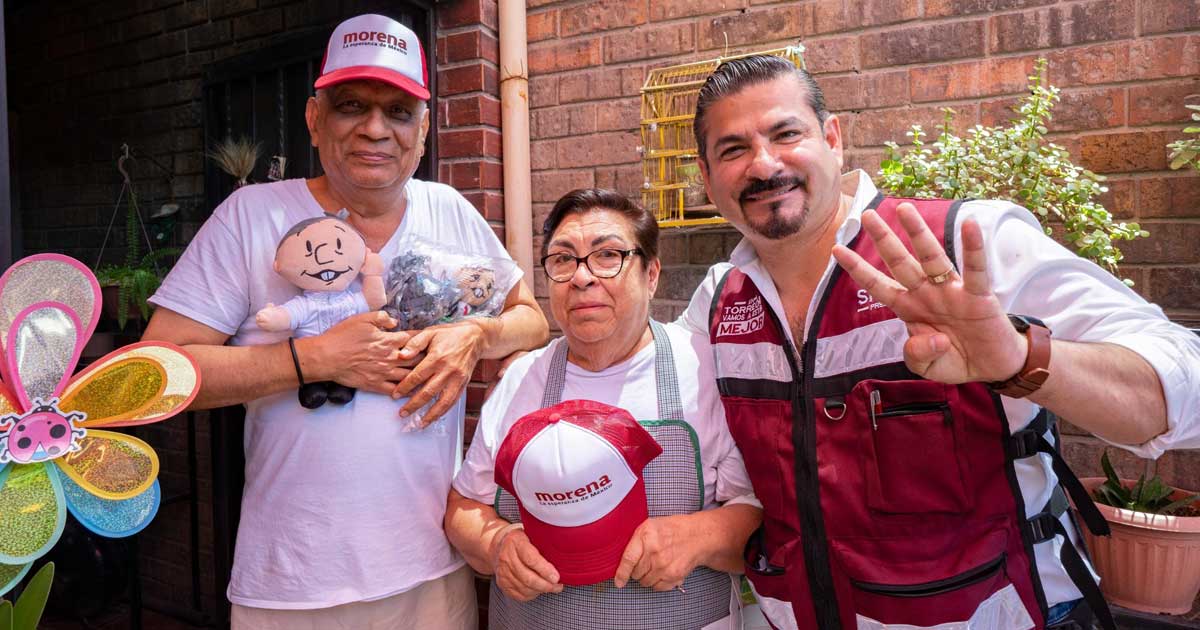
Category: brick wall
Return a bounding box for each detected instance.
[524,0,1200,521]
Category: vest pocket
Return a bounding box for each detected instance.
[832,531,1032,629]
[856,380,972,515]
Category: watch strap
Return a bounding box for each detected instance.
[988,315,1051,398]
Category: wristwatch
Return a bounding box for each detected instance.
[988,314,1051,398]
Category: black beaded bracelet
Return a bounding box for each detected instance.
[287,337,306,387]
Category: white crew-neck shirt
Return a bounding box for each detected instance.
[151,177,519,609]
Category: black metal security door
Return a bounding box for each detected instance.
[200,4,434,628]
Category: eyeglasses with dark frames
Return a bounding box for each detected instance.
[540,248,643,283]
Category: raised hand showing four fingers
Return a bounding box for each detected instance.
[831,202,1028,386]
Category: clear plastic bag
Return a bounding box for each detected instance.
[383,236,521,433]
[383,235,520,332]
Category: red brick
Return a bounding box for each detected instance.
[845,149,885,177]
[445,94,502,128]
[1154,449,1200,493]
[527,9,557,43]
[439,0,499,30]
[1046,42,1131,87]
[557,130,640,168]
[909,57,1035,103]
[925,0,1055,18]
[597,97,641,132]
[558,66,645,104]
[860,20,985,69]
[1080,131,1171,173]
[567,103,597,135]
[594,164,646,197]
[651,0,742,22]
[1044,87,1126,132]
[1138,176,1200,219]
[463,191,505,221]
[561,0,646,37]
[819,71,909,112]
[528,38,601,75]
[850,104,978,148]
[449,161,504,190]
[1130,35,1200,81]
[989,1,1133,54]
[1129,82,1200,127]
[531,169,596,203]
[698,5,809,51]
[605,22,696,64]
[1095,177,1136,221]
[438,63,499,97]
[438,128,503,159]
[815,0,919,34]
[1120,222,1200,265]
[531,106,569,139]
[442,29,500,65]
[1141,0,1200,35]
[1145,266,1200,312]
[531,139,557,170]
[803,36,859,75]
[530,76,557,108]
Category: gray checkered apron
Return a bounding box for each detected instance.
[490,320,733,630]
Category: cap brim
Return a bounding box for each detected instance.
[314,66,431,100]
[519,477,650,586]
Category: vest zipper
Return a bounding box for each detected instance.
[851,554,1006,598]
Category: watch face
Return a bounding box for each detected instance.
[1008,314,1032,333]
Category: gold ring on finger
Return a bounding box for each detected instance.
[927,268,955,284]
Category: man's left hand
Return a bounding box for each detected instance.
[390,321,486,424]
[613,515,702,592]
[831,202,1027,385]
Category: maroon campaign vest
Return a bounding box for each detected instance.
[708,196,1113,630]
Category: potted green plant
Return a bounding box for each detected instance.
[0,562,53,630]
[95,248,180,330]
[1080,451,1200,615]
[877,58,1147,283]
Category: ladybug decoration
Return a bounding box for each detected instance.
[0,399,86,464]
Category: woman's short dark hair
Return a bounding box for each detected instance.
[541,189,659,262]
[694,55,829,162]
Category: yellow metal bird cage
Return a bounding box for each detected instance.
[639,45,806,228]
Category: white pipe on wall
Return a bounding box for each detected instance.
[498,0,534,279]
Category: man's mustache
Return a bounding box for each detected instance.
[740,175,805,202]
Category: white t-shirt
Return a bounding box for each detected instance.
[150,177,520,610]
[453,322,757,514]
[678,170,1200,614]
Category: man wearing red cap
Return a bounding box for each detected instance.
[144,13,548,629]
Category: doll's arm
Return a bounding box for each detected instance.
[255,302,294,332]
[361,252,386,311]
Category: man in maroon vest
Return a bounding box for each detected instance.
[678,54,1200,630]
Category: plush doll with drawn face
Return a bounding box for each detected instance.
[450,266,496,317]
[256,215,385,409]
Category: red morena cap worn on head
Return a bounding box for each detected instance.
[314,14,430,100]
[495,399,663,586]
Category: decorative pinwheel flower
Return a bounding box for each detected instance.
[0,254,200,595]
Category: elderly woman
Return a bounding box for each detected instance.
[446,189,761,629]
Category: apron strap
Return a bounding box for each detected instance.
[541,320,684,421]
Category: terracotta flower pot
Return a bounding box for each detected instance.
[1079,477,1200,615]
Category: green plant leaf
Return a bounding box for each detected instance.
[13,562,52,630]
[1161,493,1200,516]
[0,600,11,630]
[1100,451,1120,485]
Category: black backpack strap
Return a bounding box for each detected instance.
[1010,410,1110,538]
[1026,488,1116,630]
